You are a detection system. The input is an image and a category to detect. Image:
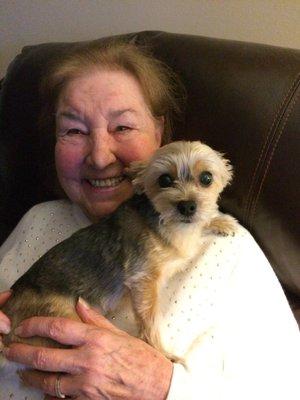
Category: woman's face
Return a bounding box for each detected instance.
[55,70,163,221]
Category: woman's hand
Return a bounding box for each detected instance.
[3,298,173,399]
[0,290,12,348]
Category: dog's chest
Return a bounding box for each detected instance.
[159,222,206,258]
[156,241,210,300]
[159,234,209,282]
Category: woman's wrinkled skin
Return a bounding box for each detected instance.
[55,70,163,222]
[4,299,173,399]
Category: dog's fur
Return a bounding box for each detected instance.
[0,140,237,369]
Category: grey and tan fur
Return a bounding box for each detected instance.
[0,140,237,370]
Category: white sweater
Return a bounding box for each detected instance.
[0,200,299,400]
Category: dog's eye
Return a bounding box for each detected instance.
[158,174,173,188]
[199,171,213,187]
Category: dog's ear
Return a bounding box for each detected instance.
[124,161,148,194]
[219,154,234,188]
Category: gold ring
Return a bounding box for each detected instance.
[55,373,66,399]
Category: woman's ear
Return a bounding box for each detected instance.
[124,161,148,194]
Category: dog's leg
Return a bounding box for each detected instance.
[1,290,81,349]
[129,273,183,363]
[0,291,81,375]
[129,273,163,350]
[207,213,238,236]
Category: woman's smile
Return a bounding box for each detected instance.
[82,175,129,199]
[86,176,125,188]
[55,69,163,221]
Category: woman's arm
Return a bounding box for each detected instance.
[217,232,300,399]
[3,227,299,399]
[4,298,173,400]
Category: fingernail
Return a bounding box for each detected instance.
[0,325,10,335]
[78,297,90,309]
[14,325,23,336]
[0,321,11,334]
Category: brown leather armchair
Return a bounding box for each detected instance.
[0,31,299,323]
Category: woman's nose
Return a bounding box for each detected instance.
[85,131,117,169]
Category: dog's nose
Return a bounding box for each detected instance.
[177,201,197,217]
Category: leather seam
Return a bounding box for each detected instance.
[249,85,300,228]
[243,74,300,222]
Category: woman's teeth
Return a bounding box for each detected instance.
[88,176,124,188]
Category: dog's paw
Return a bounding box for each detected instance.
[165,351,186,366]
[208,214,238,237]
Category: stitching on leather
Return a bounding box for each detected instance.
[244,75,300,221]
[249,87,300,228]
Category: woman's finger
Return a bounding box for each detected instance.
[76,297,120,331]
[0,290,12,305]
[0,310,11,334]
[11,300,123,346]
[20,370,78,398]
[12,315,93,346]
[4,343,82,374]
[0,290,12,334]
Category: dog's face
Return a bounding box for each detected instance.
[128,141,233,226]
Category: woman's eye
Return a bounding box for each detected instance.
[115,125,131,132]
[199,171,213,187]
[158,174,174,188]
[66,128,84,135]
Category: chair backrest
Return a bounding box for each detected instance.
[0,31,299,305]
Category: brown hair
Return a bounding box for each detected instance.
[40,39,186,144]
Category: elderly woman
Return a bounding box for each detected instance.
[0,40,299,400]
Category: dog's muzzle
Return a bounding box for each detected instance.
[177,200,197,217]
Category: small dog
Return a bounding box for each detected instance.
[0,140,237,367]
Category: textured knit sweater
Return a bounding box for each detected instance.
[0,200,299,400]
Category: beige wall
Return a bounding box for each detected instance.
[1,0,300,77]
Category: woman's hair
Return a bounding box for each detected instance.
[40,39,186,144]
